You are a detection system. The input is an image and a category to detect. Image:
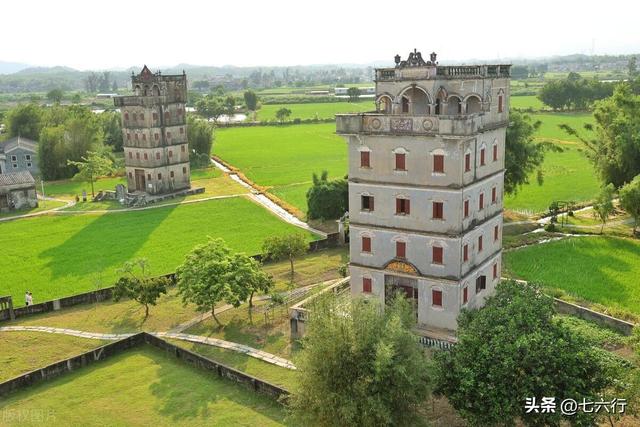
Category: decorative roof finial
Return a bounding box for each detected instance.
[394,54,401,65]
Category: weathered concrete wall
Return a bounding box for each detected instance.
[554,298,635,336]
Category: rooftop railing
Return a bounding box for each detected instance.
[376,64,511,81]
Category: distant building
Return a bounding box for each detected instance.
[0,171,38,212]
[335,87,375,96]
[0,136,39,175]
[114,65,190,195]
[337,50,510,332]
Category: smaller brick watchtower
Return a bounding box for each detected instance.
[114,66,190,195]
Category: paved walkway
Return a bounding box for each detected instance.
[210,157,327,237]
[0,325,296,370]
[0,196,74,223]
[153,332,296,370]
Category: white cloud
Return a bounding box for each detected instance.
[1,0,638,69]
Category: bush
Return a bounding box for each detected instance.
[544,223,557,232]
[306,171,348,220]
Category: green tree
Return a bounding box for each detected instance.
[176,238,251,326]
[243,90,259,120]
[592,183,615,233]
[504,111,547,195]
[561,84,640,188]
[224,96,236,119]
[262,233,307,278]
[628,56,638,78]
[112,259,169,320]
[619,174,640,236]
[6,104,43,140]
[46,89,64,104]
[38,125,67,180]
[347,86,361,102]
[187,115,214,157]
[98,111,123,151]
[275,107,291,124]
[196,96,224,123]
[435,280,613,426]
[67,148,116,197]
[306,171,349,220]
[289,294,433,426]
[228,254,274,308]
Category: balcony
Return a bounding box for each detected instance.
[114,94,186,107]
[336,113,506,137]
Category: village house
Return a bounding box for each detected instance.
[0,136,39,175]
[0,170,38,213]
[337,50,511,332]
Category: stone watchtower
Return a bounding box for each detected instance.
[114,66,190,195]
[337,50,511,332]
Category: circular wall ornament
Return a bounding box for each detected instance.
[370,118,382,130]
[422,118,434,131]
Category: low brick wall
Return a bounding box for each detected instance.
[0,333,289,403]
[1,274,177,323]
[554,298,635,336]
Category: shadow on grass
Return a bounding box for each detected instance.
[150,348,287,424]
[39,203,177,283]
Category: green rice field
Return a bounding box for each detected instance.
[256,100,373,121]
[504,236,640,315]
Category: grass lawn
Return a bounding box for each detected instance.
[62,168,247,212]
[0,196,319,305]
[256,100,373,121]
[503,236,640,315]
[0,332,105,382]
[44,175,126,199]
[0,199,67,219]
[0,347,288,426]
[168,339,298,390]
[10,288,201,333]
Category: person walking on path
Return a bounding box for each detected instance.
[25,291,30,306]
[26,292,33,306]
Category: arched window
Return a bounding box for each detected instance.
[447,96,462,115]
[466,95,482,114]
[377,95,392,113]
[152,85,160,96]
[401,96,410,113]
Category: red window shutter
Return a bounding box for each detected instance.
[128,151,132,158]
[143,153,148,160]
[432,246,443,264]
[156,152,160,160]
[464,200,469,218]
[493,263,498,279]
[396,198,401,214]
[492,187,497,203]
[463,244,469,261]
[463,287,468,304]
[432,290,442,307]
[396,241,406,258]
[498,95,504,113]
[493,144,498,161]
[363,278,372,293]
[480,148,485,166]
[433,202,443,219]
[147,173,151,180]
[479,193,484,210]
[405,199,410,215]
[124,112,129,120]
[433,154,444,173]
[362,237,371,253]
[395,153,405,170]
[465,153,471,172]
[370,196,374,211]
[494,225,499,241]
[360,151,370,168]
[478,235,483,252]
